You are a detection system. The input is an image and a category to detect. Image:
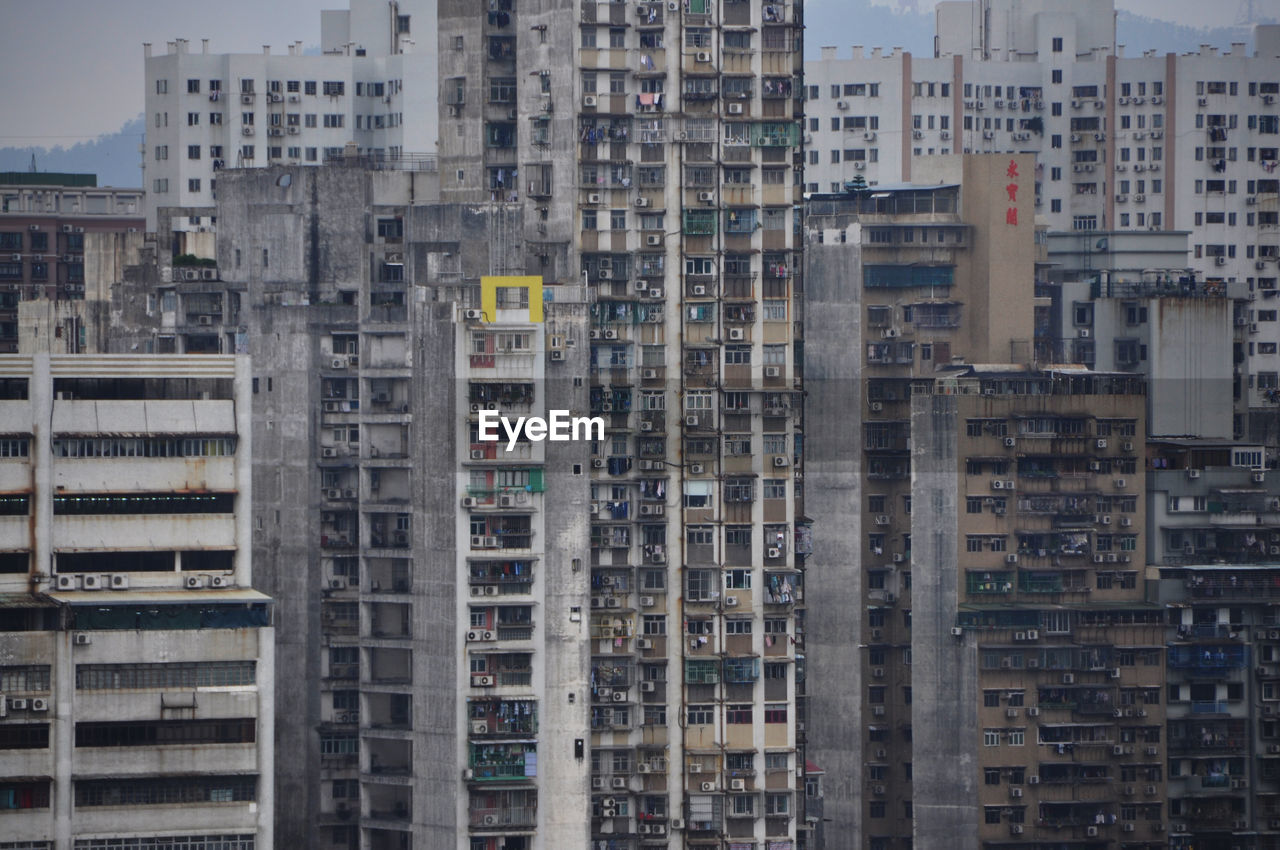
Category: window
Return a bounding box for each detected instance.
[322,81,345,96]
[687,704,714,725]
[1052,37,1063,52]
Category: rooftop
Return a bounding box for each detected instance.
[0,172,97,188]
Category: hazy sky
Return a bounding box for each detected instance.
[0,0,1237,150]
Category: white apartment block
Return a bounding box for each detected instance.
[804,2,1280,420]
[142,0,439,236]
[0,354,273,850]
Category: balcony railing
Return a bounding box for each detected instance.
[470,806,536,828]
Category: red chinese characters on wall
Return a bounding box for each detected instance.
[1005,159,1019,226]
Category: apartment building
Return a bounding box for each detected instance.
[910,365,1160,850]
[1147,439,1280,850]
[134,0,806,842]
[110,163,597,850]
[0,353,273,850]
[805,155,1037,848]
[1041,229,1244,439]
[141,0,439,236]
[437,1,809,848]
[803,2,1280,436]
[0,173,144,352]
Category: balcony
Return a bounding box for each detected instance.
[966,572,1015,596]
[469,743,537,782]
[469,806,536,829]
[1167,645,1248,671]
[1184,575,1280,601]
[1169,722,1246,755]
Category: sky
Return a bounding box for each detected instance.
[0,0,1249,151]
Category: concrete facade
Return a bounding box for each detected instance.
[913,367,1159,850]
[109,163,595,850]
[1147,440,1280,848]
[803,3,1280,441]
[1043,229,1241,439]
[804,156,1038,849]
[437,1,810,847]
[0,353,273,850]
[0,179,144,353]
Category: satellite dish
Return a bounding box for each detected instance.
[1094,237,1109,252]
[276,174,292,188]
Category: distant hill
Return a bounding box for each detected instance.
[803,2,1275,61]
[804,3,934,59]
[0,115,144,189]
[1115,10,1274,55]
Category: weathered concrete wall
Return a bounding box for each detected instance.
[910,393,980,850]
[248,303,330,848]
[540,300,594,849]
[409,300,461,848]
[803,230,865,846]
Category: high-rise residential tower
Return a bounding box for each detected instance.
[437,1,809,847]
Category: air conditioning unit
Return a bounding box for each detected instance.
[185,576,205,589]
[210,576,231,588]
[1027,706,1040,717]
[695,51,711,63]
[728,103,743,114]
[1003,437,1017,447]
[583,94,598,107]
[701,782,716,792]
[1005,554,1019,565]
[56,574,80,591]
[951,627,964,637]
[81,575,102,590]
